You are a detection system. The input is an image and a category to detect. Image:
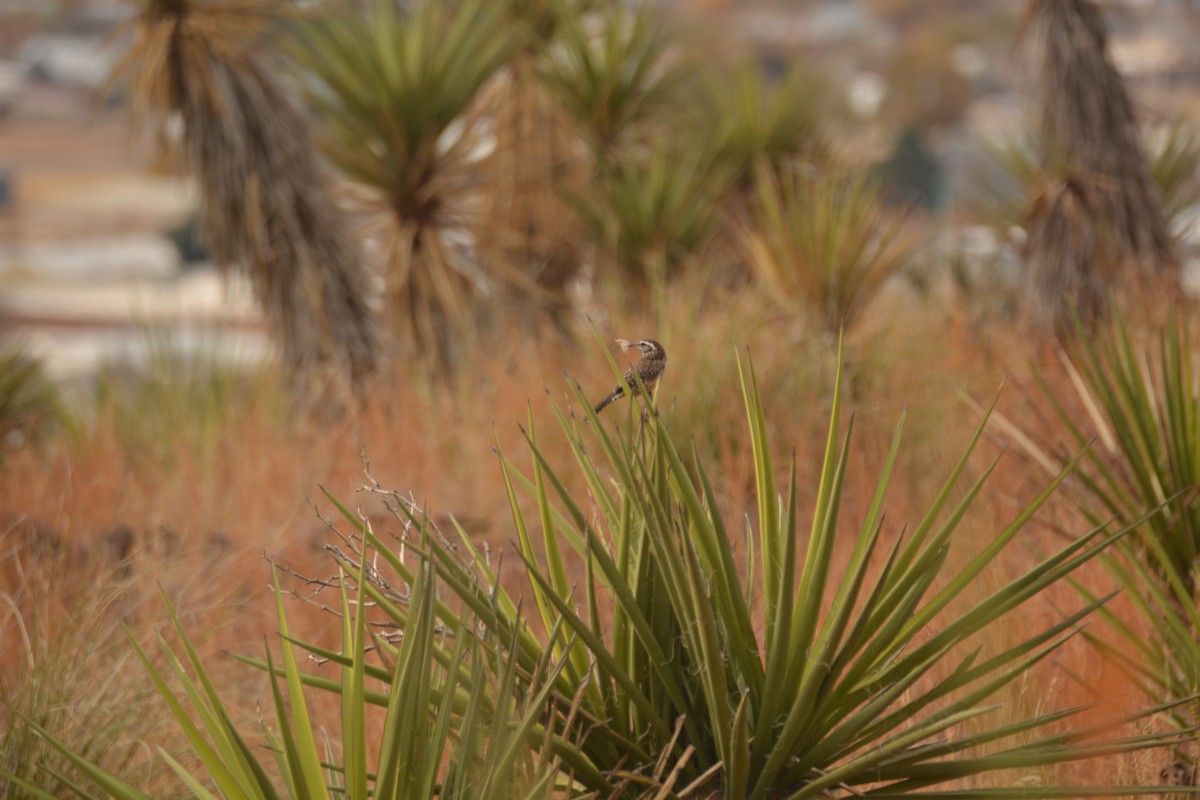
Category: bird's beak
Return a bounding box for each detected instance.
[615,338,633,351]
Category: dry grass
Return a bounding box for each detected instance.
[0,282,1183,793]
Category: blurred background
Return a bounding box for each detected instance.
[0,0,261,380]
[1,0,1197,385]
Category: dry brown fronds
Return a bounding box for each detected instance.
[1023,0,1178,326]
[109,0,379,401]
[1023,174,1109,327]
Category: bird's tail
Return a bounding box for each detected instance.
[593,389,621,415]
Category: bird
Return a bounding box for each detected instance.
[593,339,667,415]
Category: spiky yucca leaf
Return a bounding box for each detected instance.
[1150,123,1200,227]
[1033,313,1200,583]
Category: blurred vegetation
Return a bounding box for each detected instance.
[686,61,827,185]
[973,124,1200,249]
[92,331,287,467]
[878,30,972,131]
[0,349,73,464]
[100,0,941,373]
[740,162,916,333]
[538,1,683,166]
[0,558,165,800]
[1022,311,1200,783]
[877,128,945,211]
[110,0,379,400]
[576,145,730,320]
[163,212,210,266]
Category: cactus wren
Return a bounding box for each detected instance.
[593,339,667,415]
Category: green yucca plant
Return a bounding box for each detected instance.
[290,338,1185,797]
[740,162,915,333]
[292,0,518,361]
[576,145,729,296]
[1022,311,1200,778]
[538,1,683,164]
[1031,312,1200,587]
[4,550,571,800]
[687,62,825,184]
[1074,543,1200,785]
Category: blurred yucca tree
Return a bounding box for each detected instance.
[7,558,574,800]
[1020,0,1178,326]
[576,145,729,313]
[289,340,1186,797]
[108,0,379,398]
[740,162,915,333]
[1023,311,1200,781]
[292,0,519,363]
[539,1,684,166]
[972,123,1200,248]
[687,62,826,186]
[968,123,1200,324]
